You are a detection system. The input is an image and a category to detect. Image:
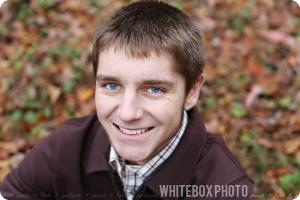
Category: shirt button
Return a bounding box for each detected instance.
[130,189,136,194]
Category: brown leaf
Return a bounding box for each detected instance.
[288,55,297,67]
[77,88,95,102]
[203,65,217,81]
[258,138,273,149]
[205,119,219,134]
[0,159,12,181]
[245,85,264,109]
[48,84,62,105]
[284,136,300,154]
[21,121,31,133]
[78,98,96,117]
[266,167,293,177]
[252,109,269,117]
[12,137,28,152]
[198,17,217,30]
[244,62,266,75]
[0,149,10,160]
[0,141,19,154]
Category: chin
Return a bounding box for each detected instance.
[117,147,150,165]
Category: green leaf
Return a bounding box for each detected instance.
[23,101,43,109]
[232,19,243,34]
[296,158,300,168]
[230,102,247,118]
[205,97,216,108]
[279,172,300,191]
[260,89,267,96]
[234,93,240,100]
[263,64,274,74]
[213,78,222,86]
[279,97,291,108]
[44,108,52,118]
[266,100,276,109]
[217,98,225,106]
[239,7,252,20]
[24,111,39,124]
[293,18,300,26]
[14,61,22,73]
[40,27,47,36]
[239,74,251,84]
[40,90,49,100]
[42,57,53,69]
[15,3,34,21]
[63,81,75,92]
[9,110,22,121]
[26,124,50,139]
[0,24,8,36]
[169,1,182,10]
[37,0,56,9]
[197,106,203,113]
[66,108,75,118]
[267,45,275,53]
[74,70,83,80]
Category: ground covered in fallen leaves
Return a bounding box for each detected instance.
[0,0,300,199]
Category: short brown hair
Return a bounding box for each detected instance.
[92,0,204,94]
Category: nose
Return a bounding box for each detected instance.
[117,90,143,123]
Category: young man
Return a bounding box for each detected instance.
[0,1,254,199]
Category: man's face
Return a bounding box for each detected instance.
[95,47,187,165]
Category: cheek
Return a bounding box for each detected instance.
[146,101,182,128]
[95,93,116,118]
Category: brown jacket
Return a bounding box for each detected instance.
[0,107,255,200]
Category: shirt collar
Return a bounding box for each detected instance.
[109,111,188,180]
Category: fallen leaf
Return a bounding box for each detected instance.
[258,138,273,149]
[0,159,12,181]
[197,17,217,30]
[244,62,266,75]
[245,85,264,108]
[48,84,62,105]
[205,119,219,134]
[266,167,293,177]
[0,141,19,154]
[288,55,297,67]
[77,88,95,102]
[0,149,10,160]
[260,30,289,44]
[12,137,28,152]
[285,136,300,154]
[203,65,217,81]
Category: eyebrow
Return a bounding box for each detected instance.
[137,79,176,89]
[96,75,122,83]
[96,75,176,89]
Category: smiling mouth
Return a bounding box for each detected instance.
[114,124,154,135]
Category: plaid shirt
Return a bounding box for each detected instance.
[109,111,188,200]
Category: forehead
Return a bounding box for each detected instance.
[97,47,182,81]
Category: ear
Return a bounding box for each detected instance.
[184,74,205,111]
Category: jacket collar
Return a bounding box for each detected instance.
[86,125,112,173]
[86,106,208,200]
[144,106,208,200]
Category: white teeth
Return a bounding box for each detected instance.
[118,126,150,135]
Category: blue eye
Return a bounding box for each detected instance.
[147,87,161,93]
[106,83,119,90]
